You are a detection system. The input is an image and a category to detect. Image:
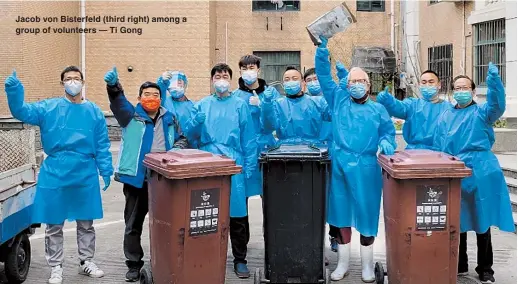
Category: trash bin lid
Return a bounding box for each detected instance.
[260,144,329,162]
[143,149,242,180]
[378,149,472,179]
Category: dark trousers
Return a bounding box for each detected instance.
[230,216,250,265]
[458,228,494,275]
[123,183,149,269]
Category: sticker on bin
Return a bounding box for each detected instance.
[415,184,448,231]
[189,188,220,236]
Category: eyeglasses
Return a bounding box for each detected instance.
[349,79,368,84]
[63,78,83,84]
[453,86,472,91]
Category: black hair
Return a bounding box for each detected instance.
[420,70,440,81]
[60,66,83,81]
[284,65,302,77]
[238,55,261,69]
[211,63,233,79]
[303,68,316,80]
[452,75,476,90]
[139,81,161,97]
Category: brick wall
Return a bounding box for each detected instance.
[0,1,80,116]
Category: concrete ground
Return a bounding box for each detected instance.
[0,144,516,284]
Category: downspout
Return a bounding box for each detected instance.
[461,1,466,75]
[81,0,86,99]
[390,0,395,51]
[225,22,228,64]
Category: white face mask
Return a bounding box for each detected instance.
[214,80,230,94]
[64,80,83,97]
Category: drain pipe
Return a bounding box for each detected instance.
[461,1,466,75]
[225,22,228,64]
[80,0,86,99]
[390,0,395,51]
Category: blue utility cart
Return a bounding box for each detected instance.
[0,164,39,283]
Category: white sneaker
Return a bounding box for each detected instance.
[78,260,105,278]
[48,265,63,284]
[331,243,350,281]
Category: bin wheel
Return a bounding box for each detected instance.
[254,268,263,284]
[4,233,31,284]
[324,268,331,284]
[140,265,153,284]
[374,262,385,284]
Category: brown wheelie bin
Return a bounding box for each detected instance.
[141,149,242,284]
[375,149,472,284]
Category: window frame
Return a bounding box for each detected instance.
[427,44,454,95]
[252,0,301,12]
[473,18,506,87]
[356,0,385,12]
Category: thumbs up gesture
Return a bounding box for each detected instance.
[5,69,21,89]
[104,66,119,86]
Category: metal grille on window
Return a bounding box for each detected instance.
[253,51,301,96]
[357,0,385,12]
[427,44,453,94]
[252,0,300,11]
[473,18,506,86]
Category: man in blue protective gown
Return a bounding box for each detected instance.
[4,67,113,284]
[433,63,514,284]
[261,66,331,145]
[104,67,188,282]
[377,69,451,150]
[315,36,397,282]
[233,54,280,198]
[156,70,195,147]
[184,63,258,278]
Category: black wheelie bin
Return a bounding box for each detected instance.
[255,144,331,284]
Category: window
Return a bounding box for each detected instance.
[473,18,506,86]
[357,0,385,12]
[427,44,453,94]
[253,51,301,95]
[429,0,440,4]
[252,0,300,12]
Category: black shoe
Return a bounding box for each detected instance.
[479,272,495,283]
[125,267,140,282]
[234,263,250,278]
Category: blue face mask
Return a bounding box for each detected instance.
[419,86,438,101]
[307,81,321,96]
[283,80,302,97]
[453,91,473,106]
[169,87,185,99]
[348,83,367,99]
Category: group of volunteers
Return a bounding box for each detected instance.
[2,34,513,284]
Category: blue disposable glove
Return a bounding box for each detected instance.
[376,86,391,105]
[336,61,349,79]
[486,62,501,86]
[263,87,274,102]
[318,36,328,48]
[379,140,395,155]
[194,112,206,124]
[5,69,20,89]
[102,176,111,191]
[104,67,118,86]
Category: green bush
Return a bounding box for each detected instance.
[493,118,507,128]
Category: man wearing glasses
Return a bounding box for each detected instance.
[4,66,114,284]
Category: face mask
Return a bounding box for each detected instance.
[283,80,302,97]
[348,83,367,99]
[339,78,348,90]
[64,80,83,97]
[453,91,473,106]
[140,96,161,112]
[214,80,230,94]
[242,70,258,85]
[169,87,185,99]
[307,81,321,96]
[419,86,438,101]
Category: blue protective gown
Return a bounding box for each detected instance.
[5,83,113,225]
[308,94,333,144]
[433,80,514,234]
[157,76,196,148]
[261,94,331,145]
[378,96,450,150]
[233,78,280,197]
[184,93,258,217]
[315,46,397,237]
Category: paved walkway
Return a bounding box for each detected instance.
[1,144,515,284]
